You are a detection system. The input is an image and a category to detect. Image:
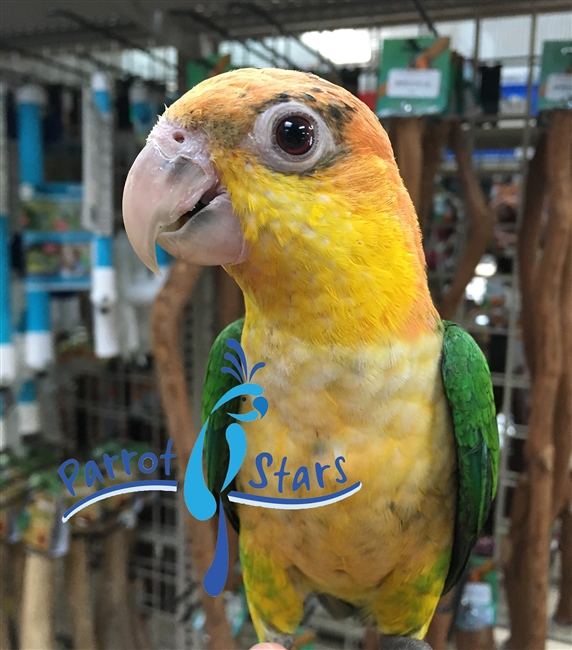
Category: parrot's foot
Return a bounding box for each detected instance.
[380,635,432,650]
[264,632,295,649]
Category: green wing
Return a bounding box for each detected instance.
[440,321,499,594]
[203,317,245,533]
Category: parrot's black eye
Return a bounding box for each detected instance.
[250,101,334,173]
[275,116,314,155]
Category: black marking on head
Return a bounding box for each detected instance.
[239,92,248,98]
[302,92,317,102]
[327,104,344,122]
[255,92,294,113]
[321,102,359,134]
[311,87,324,93]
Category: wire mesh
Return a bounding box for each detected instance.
[45,269,218,649]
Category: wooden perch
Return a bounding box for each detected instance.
[20,551,54,650]
[438,121,496,320]
[0,543,10,650]
[96,529,139,650]
[216,266,244,331]
[66,536,97,650]
[424,588,455,650]
[506,111,572,650]
[151,260,237,650]
[503,468,531,648]
[553,230,572,520]
[554,500,572,626]
[418,121,450,233]
[215,267,245,592]
[552,153,572,628]
[390,117,426,213]
[518,132,547,380]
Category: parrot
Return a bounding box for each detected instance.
[122,68,499,649]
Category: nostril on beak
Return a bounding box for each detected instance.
[173,132,185,143]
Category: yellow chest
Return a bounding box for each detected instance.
[236,325,456,598]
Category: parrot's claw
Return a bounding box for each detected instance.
[380,636,432,650]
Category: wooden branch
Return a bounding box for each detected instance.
[66,537,97,650]
[151,260,237,650]
[363,628,380,650]
[554,501,572,625]
[518,132,547,380]
[418,121,450,233]
[519,111,572,650]
[0,543,10,650]
[12,543,25,634]
[216,266,244,330]
[550,146,572,629]
[391,117,426,213]
[20,551,54,650]
[215,266,245,591]
[97,529,134,650]
[552,231,572,520]
[424,588,455,650]
[438,121,496,320]
[504,474,531,650]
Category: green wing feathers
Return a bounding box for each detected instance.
[440,321,499,594]
[203,317,245,532]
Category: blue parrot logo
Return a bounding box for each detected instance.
[183,338,267,597]
[184,337,360,596]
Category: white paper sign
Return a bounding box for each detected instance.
[386,68,442,99]
[545,73,572,101]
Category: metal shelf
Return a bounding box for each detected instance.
[440,163,522,175]
[491,372,531,390]
[466,325,510,336]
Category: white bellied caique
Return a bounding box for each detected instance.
[122,68,499,649]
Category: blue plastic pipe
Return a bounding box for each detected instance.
[0,83,15,387]
[17,85,53,371]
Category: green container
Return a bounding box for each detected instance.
[376,37,452,117]
[537,40,572,111]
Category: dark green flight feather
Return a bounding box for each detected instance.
[440,320,499,594]
[203,317,245,532]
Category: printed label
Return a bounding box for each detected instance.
[545,73,572,101]
[387,68,442,99]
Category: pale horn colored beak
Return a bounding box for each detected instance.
[122,117,248,274]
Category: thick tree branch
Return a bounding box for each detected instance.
[552,232,572,520]
[151,260,237,650]
[504,473,531,649]
[554,500,572,625]
[215,266,244,591]
[518,132,547,380]
[438,121,496,320]
[418,121,450,234]
[391,117,426,214]
[517,111,572,650]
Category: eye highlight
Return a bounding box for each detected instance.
[275,116,314,156]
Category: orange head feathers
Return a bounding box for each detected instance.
[123,68,438,346]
